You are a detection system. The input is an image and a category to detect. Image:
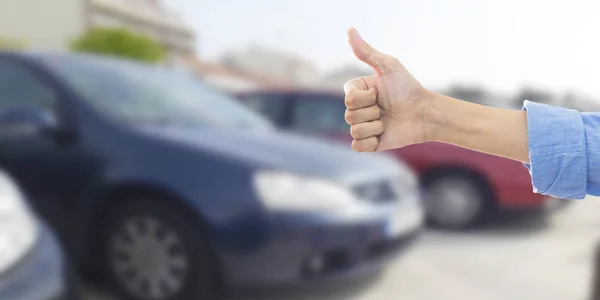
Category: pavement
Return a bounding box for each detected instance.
[85,197,600,300]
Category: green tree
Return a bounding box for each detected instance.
[70,27,166,63]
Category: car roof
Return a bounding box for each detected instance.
[0,49,169,70]
[236,87,345,99]
[2,50,346,101]
[2,49,95,61]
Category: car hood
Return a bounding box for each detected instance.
[137,126,413,184]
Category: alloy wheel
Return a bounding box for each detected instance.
[425,178,483,228]
[109,215,189,300]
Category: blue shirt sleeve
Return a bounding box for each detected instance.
[522,100,600,199]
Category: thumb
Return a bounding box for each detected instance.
[347,27,392,72]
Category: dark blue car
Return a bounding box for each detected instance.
[0,170,74,300]
[0,50,423,300]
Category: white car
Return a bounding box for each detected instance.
[0,171,75,299]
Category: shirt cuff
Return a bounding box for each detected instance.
[522,100,587,199]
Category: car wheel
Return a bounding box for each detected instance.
[101,198,221,300]
[424,174,489,230]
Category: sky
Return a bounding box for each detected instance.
[168,0,600,97]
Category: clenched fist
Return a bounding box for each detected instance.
[344,28,433,152]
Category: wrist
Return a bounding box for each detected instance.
[422,91,454,143]
[421,92,530,162]
[423,92,491,145]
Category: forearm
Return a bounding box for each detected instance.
[424,92,530,163]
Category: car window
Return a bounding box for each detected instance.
[37,54,272,130]
[238,94,286,125]
[292,94,348,133]
[0,59,56,113]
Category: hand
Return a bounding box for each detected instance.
[343,28,432,152]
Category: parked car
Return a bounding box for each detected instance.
[235,88,567,230]
[0,170,75,300]
[0,51,423,300]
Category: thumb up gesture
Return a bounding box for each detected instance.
[344,28,432,152]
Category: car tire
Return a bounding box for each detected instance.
[100,198,221,300]
[423,172,491,230]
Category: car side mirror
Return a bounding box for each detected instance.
[0,106,60,136]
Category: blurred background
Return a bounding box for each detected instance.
[1,1,600,300]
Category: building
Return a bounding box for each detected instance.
[0,0,195,57]
[220,45,321,87]
[178,56,293,93]
[319,65,373,90]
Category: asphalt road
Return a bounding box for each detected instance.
[85,197,600,300]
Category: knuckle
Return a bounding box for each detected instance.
[344,110,355,125]
[369,90,378,103]
[350,125,359,138]
[366,95,377,107]
[359,126,368,138]
[374,120,384,133]
[370,87,378,96]
[351,140,359,152]
[352,137,377,152]
[364,105,377,120]
[367,137,379,151]
[351,124,367,138]
[345,94,355,109]
[351,140,363,152]
[352,140,367,152]
[373,106,381,119]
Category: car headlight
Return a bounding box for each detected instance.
[253,171,359,212]
[0,172,38,273]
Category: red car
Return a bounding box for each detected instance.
[234,88,566,229]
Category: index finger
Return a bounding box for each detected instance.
[344,80,364,94]
[345,87,377,109]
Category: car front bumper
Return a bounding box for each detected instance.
[219,194,424,290]
[0,224,71,300]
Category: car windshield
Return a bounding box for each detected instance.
[37,53,273,129]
